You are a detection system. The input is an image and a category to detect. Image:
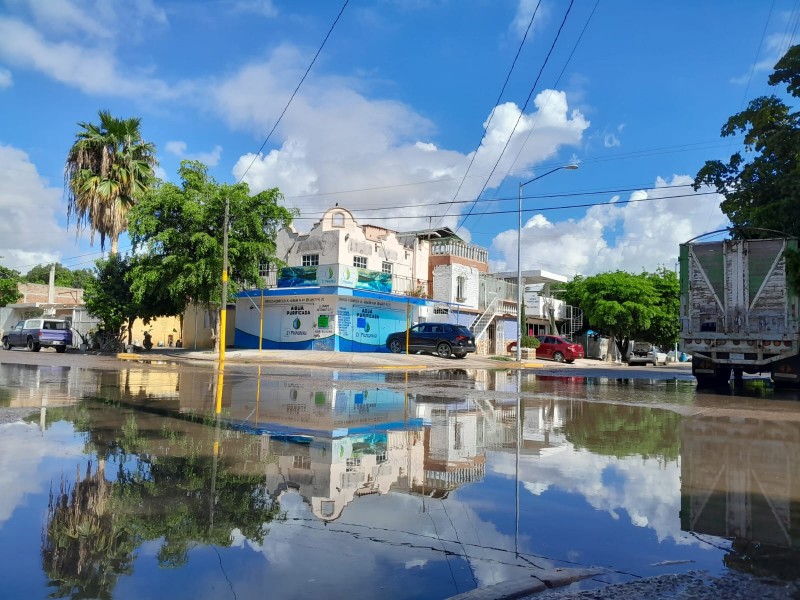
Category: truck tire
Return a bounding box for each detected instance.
[1,337,10,350]
[55,346,67,353]
[27,337,40,352]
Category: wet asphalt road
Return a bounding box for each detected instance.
[3,347,795,600]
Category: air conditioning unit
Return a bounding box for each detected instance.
[418,306,430,318]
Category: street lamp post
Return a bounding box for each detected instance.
[516,165,578,362]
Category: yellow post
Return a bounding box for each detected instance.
[219,195,230,362]
[259,288,265,352]
[405,299,411,354]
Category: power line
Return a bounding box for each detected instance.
[455,0,576,233]
[235,0,350,198]
[287,189,719,221]
[437,0,544,226]
[284,182,695,213]
[465,0,599,234]
[272,138,727,203]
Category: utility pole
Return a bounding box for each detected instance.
[219,196,230,361]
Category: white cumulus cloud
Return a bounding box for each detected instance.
[490,175,729,276]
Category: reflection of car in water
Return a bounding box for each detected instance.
[386,323,476,358]
[627,342,667,366]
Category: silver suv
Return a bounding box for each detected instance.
[627,342,667,366]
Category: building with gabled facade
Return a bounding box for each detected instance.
[271,206,430,296]
[234,205,581,355]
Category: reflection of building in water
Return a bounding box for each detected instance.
[263,430,425,522]
[418,400,486,495]
[0,362,95,408]
[680,415,800,575]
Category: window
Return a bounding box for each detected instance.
[353,256,367,269]
[456,275,466,301]
[258,261,271,277]
[381,261,392,274]
[302,254,319,266]
[332,212,345,227]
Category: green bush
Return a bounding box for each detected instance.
[521,335,540,349]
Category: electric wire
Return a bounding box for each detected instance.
[461,0,599,234]
[285,182,693,212]
[286,189,720,221]
[234,0,350,201]
[436,0,544,226]
[454,0,575,233]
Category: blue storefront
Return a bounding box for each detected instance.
[235,285,432,352]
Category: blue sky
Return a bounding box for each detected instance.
[0,0,797,278]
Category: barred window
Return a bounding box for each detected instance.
[382,261,392,274]
[353,256,367,269]
[302,254,319,266]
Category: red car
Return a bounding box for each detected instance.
[535,335,584,363]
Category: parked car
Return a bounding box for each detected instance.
[627,342,667,366]
[535,335,584,363]
[386,323,476,358]
[2,318,73,352]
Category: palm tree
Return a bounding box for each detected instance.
[65,110,157,255]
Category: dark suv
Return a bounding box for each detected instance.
[386,323,476,358]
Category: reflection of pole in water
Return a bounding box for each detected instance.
[515,369,521,557]
[209,364,224,534]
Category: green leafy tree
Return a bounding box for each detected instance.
[84,255,180,349]
[0,265,22,306]
[646,267,680,350]
[694,44,800,240]
[127,160,295,351]
[24,263,96,289]
[65,110,157,255]
[564,270,678,359]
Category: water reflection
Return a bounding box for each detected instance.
[680,415,800,580]
[1,364,799,598]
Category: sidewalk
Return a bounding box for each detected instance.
[118,346,695,374]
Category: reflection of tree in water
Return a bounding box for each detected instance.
[558,403,681,461]
[42,460,133,600]
[40,405,282,598]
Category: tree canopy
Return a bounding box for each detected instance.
[694,44,800,239]
[24,263,96,289]
[563,268,679,358]
[83,254,180,349]
[65,110,158,255]
[126,160,295,350]
[0,265,22,306]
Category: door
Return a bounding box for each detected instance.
[408,324,429,351]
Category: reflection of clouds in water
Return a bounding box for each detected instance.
[240,490,535,591]
[0,421,85,524]
[490,445,695,545]
[523,481,550,496]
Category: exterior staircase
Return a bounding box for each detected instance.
[469,296,500,341]
[566,305,583,336]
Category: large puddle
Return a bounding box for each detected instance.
[0,362,798,599]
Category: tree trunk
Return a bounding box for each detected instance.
[606,329,617,362]
[127,316,135,346]
[110,236,119,256]
[208,305,220,352]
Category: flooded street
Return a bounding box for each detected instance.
[0,359,798,599]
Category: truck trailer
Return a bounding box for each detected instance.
[680,237,800,386]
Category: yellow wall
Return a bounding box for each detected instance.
[130,315,182,348]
